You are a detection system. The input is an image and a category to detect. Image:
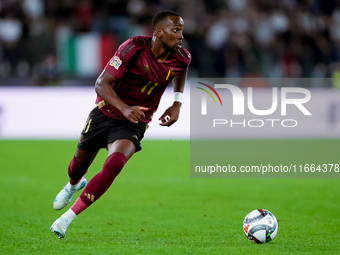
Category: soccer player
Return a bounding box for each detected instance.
[50,10,191,239]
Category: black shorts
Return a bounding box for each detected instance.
[77,106,147,152]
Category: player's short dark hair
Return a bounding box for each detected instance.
[152,10,180,30]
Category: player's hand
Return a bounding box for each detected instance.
[158,102,181,127]
[122,106,149,123]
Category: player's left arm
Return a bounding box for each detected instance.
[159,67,188,127]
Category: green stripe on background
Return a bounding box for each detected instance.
[57,34,68,75]
[57,33,76,76]
[67,36,76,75]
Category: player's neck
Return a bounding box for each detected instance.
[151,39,171,63]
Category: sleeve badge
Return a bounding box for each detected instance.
[109,56,122,70]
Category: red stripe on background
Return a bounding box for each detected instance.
[100,35,117,69]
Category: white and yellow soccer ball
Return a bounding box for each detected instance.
[243,209,278,244]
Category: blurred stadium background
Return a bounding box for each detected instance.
[1,0,340,86]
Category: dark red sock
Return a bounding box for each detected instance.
[68,156,89,185]
[71,152,127,215]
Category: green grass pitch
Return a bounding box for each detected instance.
[0,139,339,254]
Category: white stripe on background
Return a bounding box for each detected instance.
[75,33,100,77]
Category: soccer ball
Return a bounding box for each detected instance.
[243,209,278,244]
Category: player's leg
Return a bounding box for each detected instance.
[50,139,136,239]
[68,148,99,184]
[53,105,106,211]
[71,139,135,214]
[53,148,99,210]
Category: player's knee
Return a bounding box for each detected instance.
[69,156,84,170]
[104,152,127,171]
[67,156,89,184]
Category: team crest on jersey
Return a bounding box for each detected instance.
[109,56,122,70]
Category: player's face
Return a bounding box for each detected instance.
[160,16,184,52]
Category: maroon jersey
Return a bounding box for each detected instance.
[96,36,191,123]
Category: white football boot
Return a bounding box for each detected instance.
[53,177,87,210]
[50,217,71,239]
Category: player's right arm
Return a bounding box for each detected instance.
[95,70,148,123]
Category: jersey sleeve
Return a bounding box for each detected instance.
[104,37,143,80]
